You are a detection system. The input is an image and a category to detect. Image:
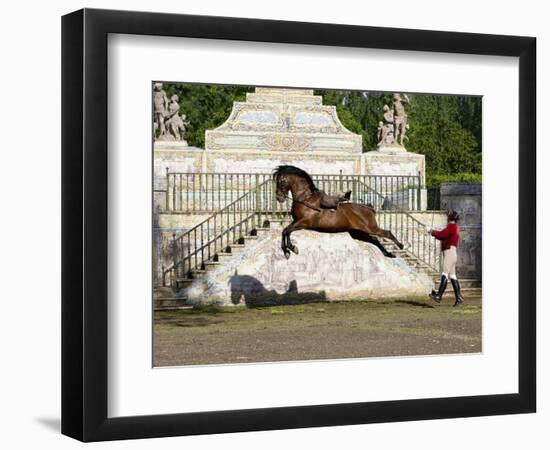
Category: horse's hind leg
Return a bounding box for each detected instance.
[348,230,395,257]
[374,228,404,250]
[361,221,404,250]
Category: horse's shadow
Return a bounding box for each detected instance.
[228,272,326,307]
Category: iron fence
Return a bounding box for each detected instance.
[163,172,422,213]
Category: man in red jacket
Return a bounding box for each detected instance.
[427,210,465,306]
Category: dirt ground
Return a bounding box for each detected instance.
[153,294,481,367]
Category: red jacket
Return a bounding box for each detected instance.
[431,223,460,250]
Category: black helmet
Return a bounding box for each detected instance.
[447,210,460,221]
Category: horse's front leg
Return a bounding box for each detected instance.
[281,228,289,257]
[281,220,295,258]
[281,224,294,259]
[282,220,308,259]
[286,227,299,255]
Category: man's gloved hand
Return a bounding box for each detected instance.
[426,227,432,234]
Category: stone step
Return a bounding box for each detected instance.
[229,243,246,254]
[154,297,189,310]
[175,277,194,288]
[154,286,176,297]
[462,287,482,293]
[267,218,292,227]
[190,269,207,278]
[204,261,221,271]
[400,256,420,262]
[215,252,233,262]
[254,227,271,235]
[402,260,432,269]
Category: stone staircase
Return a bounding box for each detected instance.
[154,223,277,310]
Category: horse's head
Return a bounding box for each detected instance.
[274,173,290,203]
[274,165,317,203]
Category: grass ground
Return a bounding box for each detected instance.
[153,294,481,367]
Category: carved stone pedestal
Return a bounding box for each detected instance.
[362,147,427,210]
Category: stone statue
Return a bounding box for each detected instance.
[164,95,189,142]
[153,83,169,140]
[377,104,395,146]
[153,84,189,143]
[392,93,410,146]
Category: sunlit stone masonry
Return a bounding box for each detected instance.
[203,87,363,174]
[154,87,427,203]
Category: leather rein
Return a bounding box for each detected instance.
[282,194,322,212]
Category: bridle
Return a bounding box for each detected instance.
[276,177,322,212]
[280,193,322,212]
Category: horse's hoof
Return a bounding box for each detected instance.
[291,246,299,255]
[387,252,396,258]
[398,243,404,250]
[284,251,291,260]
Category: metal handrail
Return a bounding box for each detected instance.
[162,179,292,287]
[377,211,440,272]
[350,179,438,269]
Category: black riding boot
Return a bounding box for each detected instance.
[429,275,448,303]
[450,278,465,307]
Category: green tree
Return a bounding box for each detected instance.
[320,89,481,182]
[406,95,481,176]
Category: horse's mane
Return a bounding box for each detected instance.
[273,165,318,192]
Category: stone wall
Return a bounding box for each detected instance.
[153,212,212,287]
[439,183,482,280]
[362,150,426,185]
[185,229,433,306]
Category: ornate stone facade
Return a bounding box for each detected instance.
[203,87,362,174]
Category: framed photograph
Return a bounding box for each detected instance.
[62,8,536,442]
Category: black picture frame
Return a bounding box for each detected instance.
[62,8,536,442]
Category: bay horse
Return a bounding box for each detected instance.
[273,165,404,259]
